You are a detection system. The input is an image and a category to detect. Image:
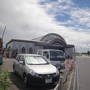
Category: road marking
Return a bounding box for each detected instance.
[76,59,80,90]
[73,67,77,90]
[67,71,74,90]
[53,77,61,90]
[54,83,59,90]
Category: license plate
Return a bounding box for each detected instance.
[45,78,52,83]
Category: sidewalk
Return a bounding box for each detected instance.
[61,70,74,90]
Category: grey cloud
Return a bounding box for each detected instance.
[0,0,90,52]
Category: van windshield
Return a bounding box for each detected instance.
[25,56,49,65]
[50,51,65,61]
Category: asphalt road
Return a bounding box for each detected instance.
[1,58,61,90]
[77,55,90,90]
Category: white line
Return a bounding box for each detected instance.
[73,65,76,90]
[54,83,59,90]
[67,71,74,90]
[76,59,80,90]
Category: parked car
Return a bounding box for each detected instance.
[13,54,60,88]
[37,49,65,70]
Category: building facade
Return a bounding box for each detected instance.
[6,33,75,59]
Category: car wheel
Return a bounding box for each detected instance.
[23,75,29,88]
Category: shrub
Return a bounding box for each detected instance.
[0,71,11,90]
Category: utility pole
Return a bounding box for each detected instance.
[2,25,6,42]
[1,25,6,56]
[0,25,6,63]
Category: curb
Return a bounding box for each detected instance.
[67,71,74,90]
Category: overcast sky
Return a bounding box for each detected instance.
[0,0,90,52]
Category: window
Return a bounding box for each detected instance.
[29,48,33,54]
[22,47,26,53]
[50,51,65,61]
[16,55,20,61]
[43,51,49,59]
[25,56,49,65]
[12,49,18,58]
[37,50,42,55]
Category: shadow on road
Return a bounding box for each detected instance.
[9,72,51,90]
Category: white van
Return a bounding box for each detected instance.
[37,49,65,70]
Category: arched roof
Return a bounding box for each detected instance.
[40,33,67,47]
[41,33,64,41]
[32,33,67,47]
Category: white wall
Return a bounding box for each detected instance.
[7,41,43,57]
[13,41,36,53]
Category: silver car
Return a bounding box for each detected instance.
[13,54,60,88]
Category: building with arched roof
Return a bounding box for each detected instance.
[33,33,66,47]
[6,33,75,58]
